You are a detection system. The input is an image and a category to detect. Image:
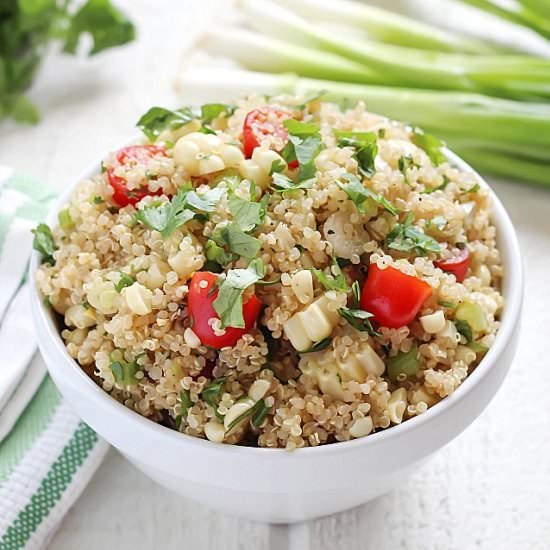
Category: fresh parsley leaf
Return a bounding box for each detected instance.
[115,271,134,293]
[422,175,450,194]
[228,194,265,232]
[312,256,347,292]
[134,186,222,238]
[282,120,324,180]
[271,172,315,194]
[92,195,104,204]
[175,390,193,429]
[212,223,261,260]
[134,191,195,238]
[398,155,420,185]
[206,239,235,267]
[270,158,286,174]
[213,258,266,328]
[337,173,398,216]
[185,187,224,213]
[63,0,135,55]
[387,212,441,255]
[200,103,235,124]
[32,223,56,264]
[299,337,332,354]
[339,308,380,337]
[335,131,378,177]
[411,128,447,166]
[251,398,271,428]
[202,377,226,419]
[136,106,197,141]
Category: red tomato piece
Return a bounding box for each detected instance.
[434,247,470,283]
[107,145,168,207]
[187,272,262,349]
[360,265,432,329]
[242,107,298,168]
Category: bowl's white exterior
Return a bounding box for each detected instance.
[30,149,523,523]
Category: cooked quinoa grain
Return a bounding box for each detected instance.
[35,95,503,449]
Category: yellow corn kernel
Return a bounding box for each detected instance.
[290,270,313,304]
[349,416,373,438]
[204,420,225,443]
[123,282,153,315]
[420,310,446,334]
[388,388,407,424]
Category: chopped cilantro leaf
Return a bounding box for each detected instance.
[271,172,315,194]
[299,337,332,354]
[213,258,266,328]
[337,173,399,216]
[212,223,261,260]
[387,212,441,255]
[312,256,347,292]
[339,308,380,337]
[32,223,56,264]
[136,106,198,141]
[115,271,135,293]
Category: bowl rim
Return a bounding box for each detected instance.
[30,143,524,458]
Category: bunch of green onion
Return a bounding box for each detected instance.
[183,0,550,186]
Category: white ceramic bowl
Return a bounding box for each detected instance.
[30,149,523,523]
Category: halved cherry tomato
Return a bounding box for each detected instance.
[107,145,168,207]
[242,107,298,168]
[187,272,262,349]
[360,265,432,329]
[434,247,470,283]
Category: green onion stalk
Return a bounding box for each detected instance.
[237,0,550,101]
[177,67,550,186]
[267,0,503,54]
[459,0,550,40]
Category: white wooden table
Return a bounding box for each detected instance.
[1,1,549,548]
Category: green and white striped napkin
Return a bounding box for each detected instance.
[0,168,108,550]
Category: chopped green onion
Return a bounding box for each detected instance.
[387,345,420,382]
[32,223,56,265]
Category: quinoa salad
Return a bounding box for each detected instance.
[34,95,503,449]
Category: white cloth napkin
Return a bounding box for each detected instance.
[0,168,108,550]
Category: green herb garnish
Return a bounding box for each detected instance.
[454,319,473,342]
[398,155,420,184]
[32,223,56,264]
[337,173,398,216]
[281,120,324,180]
[228,193,269,232]
[206,239,235,267]
[211,223,261,260]
[201,103,235,124]
[115,272,134,293]
[136,106,198,141]
[299,337,332,354]
[110,358,140,386]
[213,258,266,328]
[202,377,226,420]
[422,175,451,194]
[336,131,378,177]
[271,172,315,194]
[225,398,268,433]
[312,256,347,292]
[339,308,380,337]
[387,212,441,255]
[175,390,193,429]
